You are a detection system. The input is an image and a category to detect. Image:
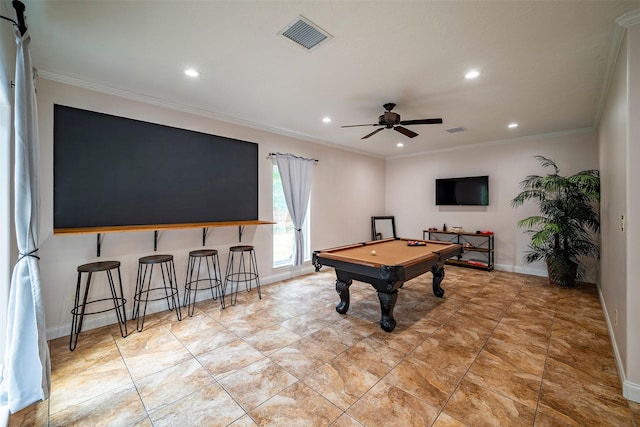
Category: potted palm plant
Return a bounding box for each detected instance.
[511,156,600,287]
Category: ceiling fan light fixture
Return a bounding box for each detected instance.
[342,103,443,139]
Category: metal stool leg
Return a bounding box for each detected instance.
[224,251,238,306]
[167,259,182,320]
[250,249,261,299]
[212,252,225,308]
[239,252,249,291]
[106,267,127,339]
[185,255,196,316]
[70,271,92,351]
[183,255,196,310]
[204,256,215,301]
[134,263,154,332]
[159,262,174,311]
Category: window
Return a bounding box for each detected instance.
[272,164,310,267]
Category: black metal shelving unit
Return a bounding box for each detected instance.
[424,230,494,271]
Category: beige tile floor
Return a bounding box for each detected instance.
[9,266,640,426]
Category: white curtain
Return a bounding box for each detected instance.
[0,28,50,413]
[274,153,314,266]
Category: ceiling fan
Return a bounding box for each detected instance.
[342,103,443,139]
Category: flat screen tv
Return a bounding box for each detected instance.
[435,175,489,206]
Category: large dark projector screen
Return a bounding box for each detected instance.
[54,104,258,230]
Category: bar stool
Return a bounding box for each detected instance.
[183,249,225,316]
[224,245,261,306]
[132,254,182,332]
[70,260,127,351]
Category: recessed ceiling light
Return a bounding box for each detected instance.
[396,142,404,148]
[465,70,480,79]
[184,68,200,77]
[508,122,519,128]
[322,117,332,123]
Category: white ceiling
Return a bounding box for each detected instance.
[21,0,640,158]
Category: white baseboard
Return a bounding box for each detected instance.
[485,263,547,277]
[624,379,640,403]
[268,264,316,282]
[598,285,640,403]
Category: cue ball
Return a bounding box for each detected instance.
[371,250,377,256]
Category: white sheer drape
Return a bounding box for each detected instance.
[273,153,314,266]
[0,28,50,413]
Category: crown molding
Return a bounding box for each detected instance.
[36,70,298,136]
[36,69,382,160]
[593,9,640,128]
[616,8,640,28]
[33,70,596,162]
[386,127,595,161]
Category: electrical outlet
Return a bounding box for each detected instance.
[621,215,625,232]
[614,309,619,326]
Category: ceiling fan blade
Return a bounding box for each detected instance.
[399,118,443,126]
[341,123,379,128]
[362,127,386,139]
[394,126,418,138]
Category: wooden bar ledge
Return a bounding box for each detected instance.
[54,220,275,257]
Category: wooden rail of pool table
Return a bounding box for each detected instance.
[313,238,464,273]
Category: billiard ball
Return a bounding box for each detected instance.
[371,250,377,256]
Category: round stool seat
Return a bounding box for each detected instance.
[189,249,218,258]
[230,245,254,252]
[139,254,174,264]
[77,260,120,273]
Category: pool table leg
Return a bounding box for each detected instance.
[377,291,398,332]
[432,266,445,298]
[335,279,352,314]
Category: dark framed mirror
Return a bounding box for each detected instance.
[371,216,397,240]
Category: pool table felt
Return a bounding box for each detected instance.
[316,238,460,268]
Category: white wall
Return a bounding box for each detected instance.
[36,78,385,339]
[599,28,629,388]
[599,12,640,403]
[385,131,599,278]
[626,17,640,401]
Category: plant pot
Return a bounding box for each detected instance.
[546,256,578,287]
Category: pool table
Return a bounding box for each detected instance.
[312,238,463,332]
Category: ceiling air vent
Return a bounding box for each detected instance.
[280,15,332,51]
[446,126,467,134]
